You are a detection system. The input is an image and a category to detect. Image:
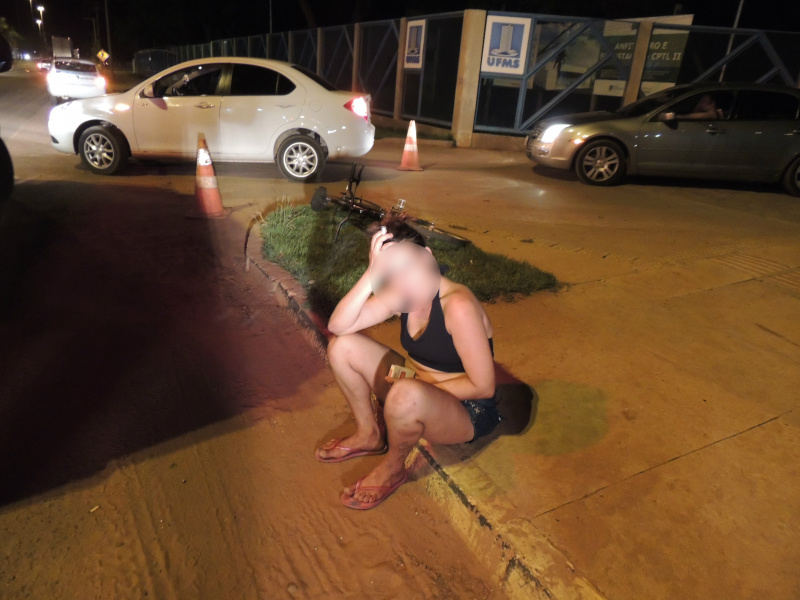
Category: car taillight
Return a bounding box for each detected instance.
[345,97,369,121]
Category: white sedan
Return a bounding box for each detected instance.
[47,58,106,103]
[48,57,375,181]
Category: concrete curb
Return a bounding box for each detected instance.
[245,224,605,600]
[245,225,329,360]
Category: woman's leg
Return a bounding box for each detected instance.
[342,379,475,504]
[317,333,404,460]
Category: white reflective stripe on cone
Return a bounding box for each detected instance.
[196,176,218,189]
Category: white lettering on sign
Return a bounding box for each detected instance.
[486,55,521,69]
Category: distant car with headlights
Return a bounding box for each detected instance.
[48,57,375,182]
[47,58,106,103]
[37,59,52,72]
[525,83,800,196]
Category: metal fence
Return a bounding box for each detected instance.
[401,13,464,126]
[133,11,800,141]
[473,13,799,135]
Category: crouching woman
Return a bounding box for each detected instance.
[316,216,501,510]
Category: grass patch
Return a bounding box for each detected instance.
[261,204,557,317]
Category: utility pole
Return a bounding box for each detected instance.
[104,0,112,71]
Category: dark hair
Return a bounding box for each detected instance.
[367,212,427,247]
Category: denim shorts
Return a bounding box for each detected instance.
[462,392,502,442]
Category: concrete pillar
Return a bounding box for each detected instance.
[451,10,487,148]
[352,23,362,92]
[622,21,653,106]
[317,28,324,77]
[394,18,408,120]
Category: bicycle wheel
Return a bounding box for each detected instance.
[408,219,471,247]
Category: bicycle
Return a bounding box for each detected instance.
[310,164,471,247]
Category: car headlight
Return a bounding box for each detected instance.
[540,123,571,144]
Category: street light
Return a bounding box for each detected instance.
[36,5,46,44]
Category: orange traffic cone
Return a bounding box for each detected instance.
[188,133,229,219]
[398,120,423,171]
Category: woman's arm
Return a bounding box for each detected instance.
[327,272,394,335]
[327,229,396,336]
[434,292,496,400]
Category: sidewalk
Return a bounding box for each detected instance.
[243,139,800,599]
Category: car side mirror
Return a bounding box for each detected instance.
[140,83,155,98]
[658,111,676,122]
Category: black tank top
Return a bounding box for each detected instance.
[400,291,494,374]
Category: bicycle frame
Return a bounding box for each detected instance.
[310,163,470,247]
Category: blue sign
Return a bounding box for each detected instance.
[404,20,426,70]
[481,16,531,76]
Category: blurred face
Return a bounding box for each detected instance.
[370,241,440,313]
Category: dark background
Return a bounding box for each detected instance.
[4,0,800,63]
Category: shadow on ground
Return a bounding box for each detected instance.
[107,158,400,186]
[0,180,323,506]
[532,163,787,195]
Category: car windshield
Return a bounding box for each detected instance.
[291,64,337,91]
[54,60,97,73]
[616,87,691,117]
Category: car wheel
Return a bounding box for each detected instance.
[79,126,126,175]
[277,135,325,182]
[0,137,13,202]
[782,156,800,197]
[574,139,626,186]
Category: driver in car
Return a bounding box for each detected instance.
[682,94,724,120]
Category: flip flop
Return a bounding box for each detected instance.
[315,438,388,463]
[340,473,409,510]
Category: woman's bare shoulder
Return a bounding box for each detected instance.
[440,280,493,337]
[440,280,483,314]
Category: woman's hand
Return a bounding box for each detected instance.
[327,228,395,336]
[368,228,394,271]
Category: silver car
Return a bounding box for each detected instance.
[526,83,800,196]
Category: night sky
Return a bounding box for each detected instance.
[5,0,800,60]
